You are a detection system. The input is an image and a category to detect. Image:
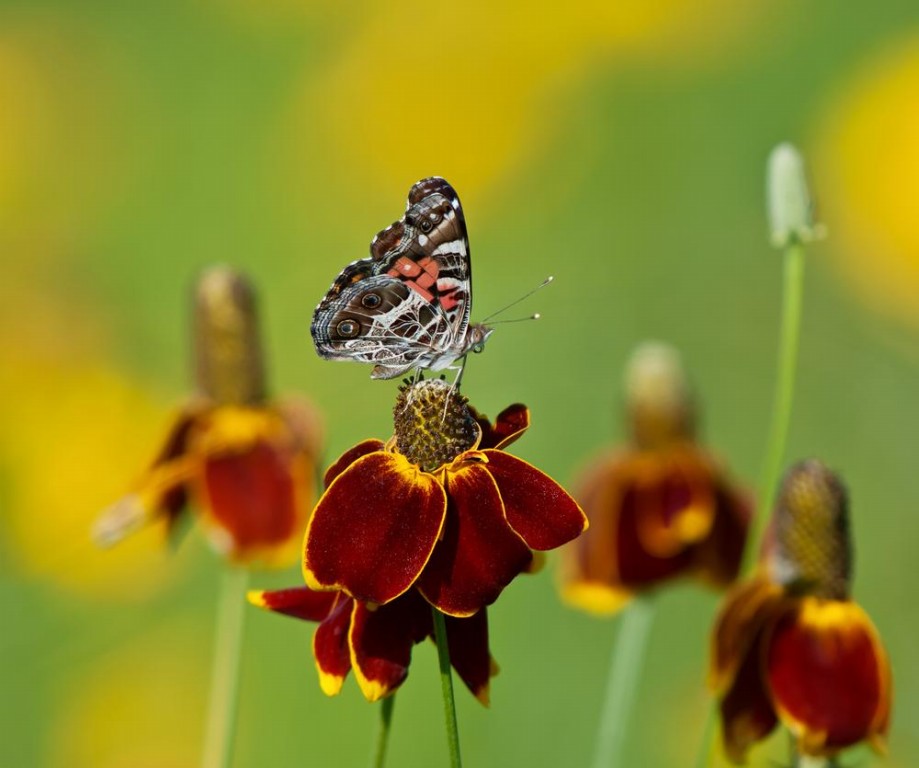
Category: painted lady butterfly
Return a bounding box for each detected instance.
[311,177,493,380]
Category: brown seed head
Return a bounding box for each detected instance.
[625,342,695,449]
[771,459,852,600]
[393,379,479,472]
[193,266,266,406]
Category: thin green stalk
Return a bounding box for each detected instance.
[371,695,396,768]
[743,241,806,572]
[431,608,462,768]
[692,240,808,768]
[590,597,656,768]
[692,707,718,768]
[202,566,249,768]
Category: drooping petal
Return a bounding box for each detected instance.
[692,481,751,587]
[304,452,447,605]
[148,406,202,530]
[349,592,433,702]
[483,450,587,549]
[313,595,355,696]
[417,463,532,617]
[710,576,785,694]
[766,599,891,756]
[322,439,386,489]
[634,455,716,558]
[444,609,497,705]
[200,439,300,560]
[247,586,339,622]
[473,404,530,450]
[92,409,200,547]
[719,627,779,764]
[612,481,694,587]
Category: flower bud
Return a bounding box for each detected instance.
[771,459,851,600]
[767,142,826,248]
[393,379,479,471]
[625,341,695,448]
[193,266,266,405]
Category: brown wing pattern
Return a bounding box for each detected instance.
[311,178,474,378]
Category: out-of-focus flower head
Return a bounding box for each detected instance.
[560,342,750,616]
[93,266,321,566]
[250,377,587,702]
[710,459,891,762]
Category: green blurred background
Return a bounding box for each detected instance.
[2,1,918,766]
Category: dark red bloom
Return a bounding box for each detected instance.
[710,460,891,761]
[94,267,321,566]
[303,379,588,617]
[560,343,749,615]
[249,586,495,703]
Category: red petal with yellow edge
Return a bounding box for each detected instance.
[149,406,203,531]
[313,595,355,697]
[613,482,693,587]
[349,592,433,702]
[719,628,778,763]
[766,599,891,755]
[304,452,447,604]
[323,439,386,489]
[691,482,750,587]
[201,439,299,557]
[710,576,785,694]
[474,404,530,450]
[483,451,587,549]
[247,586,339,622]
[634,462,715,557]
[417,464,532,617]
[445,609,496,705]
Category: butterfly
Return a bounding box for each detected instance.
[311,177,493,380]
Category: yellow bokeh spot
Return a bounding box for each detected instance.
[47,621,205,768]
[287,1,767,199]
[0,354,188,601]
[816,36,919,329]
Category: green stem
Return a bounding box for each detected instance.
[371,695,396,768]
[692,241,808,768]
[692,707,718,768]
[743,241,806,572]
[590,598,656,768]
[431,608,462,768]
[202,566,249,768]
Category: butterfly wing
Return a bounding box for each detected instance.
[311,177,474,378]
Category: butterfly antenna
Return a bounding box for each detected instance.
[489,313,541,325]
[480,275,553,323]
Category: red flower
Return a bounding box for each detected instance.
[303,379,588,617]
[710,460,891,762]
[560,343,749,615]
[94,267,321,566]
[249,586,495,703]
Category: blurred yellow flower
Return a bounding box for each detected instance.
[287,1,766,199]
[0,354,187,601]
[816,35,919,330]
[48,622,204,768]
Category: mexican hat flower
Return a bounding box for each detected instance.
[94,266,321,566]
[560,342,750,615]
[710,459,891,762]
[250,377,587,702]
[303,377,588,617]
